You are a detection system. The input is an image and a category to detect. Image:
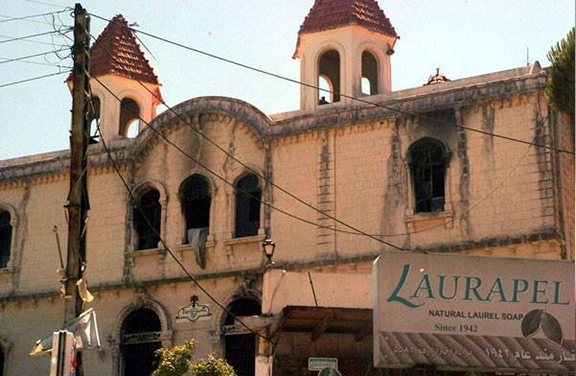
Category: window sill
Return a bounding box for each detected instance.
[405,210,454,233]
[224,234,265,247]
[173,240,215,257]
[128,248,166,265]
[0,266,14,274]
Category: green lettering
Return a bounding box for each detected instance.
[486,277,508,302]
[438,275,459,300]
[387,264,424,308]
[464,277,487,301]
[531,280,549,304]
[410,274,435,299]
[552,281,570,305]
[511,279,529,302]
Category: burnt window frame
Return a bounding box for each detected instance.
[180,174,212,243]
[133,188,162,251]
[408,138,450,214]
[121,308,162,376]
[0,209,13,269]
[234,174,262,238]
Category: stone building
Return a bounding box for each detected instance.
[0,1,573,375]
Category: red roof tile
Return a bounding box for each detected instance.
[298,0,397,37]
[68,15,159,84]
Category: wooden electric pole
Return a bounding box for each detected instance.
[65,4,90,375]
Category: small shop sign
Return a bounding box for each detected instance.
[374,251,575,373]
[176,295,212,323]
[308,357,338,371]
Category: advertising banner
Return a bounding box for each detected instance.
[373,252,575,373]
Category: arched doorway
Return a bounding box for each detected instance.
[121,308,162,376]
[222,298,262,376]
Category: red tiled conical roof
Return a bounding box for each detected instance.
[298,0,397,37]
[68,15,159,84]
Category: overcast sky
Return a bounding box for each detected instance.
[1,0,574,160]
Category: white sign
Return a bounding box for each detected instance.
[176,296,212,323]
[374,251,575,373]
[308,357,338,371]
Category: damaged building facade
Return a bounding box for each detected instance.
[0,1,574,375]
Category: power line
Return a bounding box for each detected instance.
[87,32,561,243]
[0,33,68,48]
[0,56,70,69]
[0,10,68,25]
[0,70,69,89]
[87,35,406,253]
[0,48,70,65]
[92,110,277,351]
[88,12,575,156]
[0,30,63,45]
[88,72,406,251]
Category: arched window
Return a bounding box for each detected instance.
[88,96,101,142]
[121,308,161,376]
[235,174,261,238]
[134,189,161,250]
[0,210,12,269]
[119,98,140,137]
[361,51,378,95]
[180,174,211,244]
[318,49,340,104]
[0,347,4,376]
[409,138,448,213]
[222,298,261,376]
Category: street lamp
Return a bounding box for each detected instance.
[261,238,276,269]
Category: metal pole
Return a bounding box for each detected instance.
[65,4,90,375]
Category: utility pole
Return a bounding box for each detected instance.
[65,4,90,375]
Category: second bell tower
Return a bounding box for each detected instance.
[293,0,398,110]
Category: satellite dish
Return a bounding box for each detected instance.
[318,368,342,376]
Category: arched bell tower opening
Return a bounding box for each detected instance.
[318,49,341,104]
[361,51,378,95]
[68,14,162,143]
[119,98,140,138]
[293,0,398,110]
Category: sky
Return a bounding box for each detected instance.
[0,0,574,160]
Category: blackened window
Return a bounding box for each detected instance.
[121,308,161,376]
[0,211,12,268]
[235,174,261,238]
[410,139,447,213]
[134,189,161,250]
[181,175,211,239]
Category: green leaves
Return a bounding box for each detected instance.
[152,340,236,376]
[521,309,563,345]
[545,27,575,126]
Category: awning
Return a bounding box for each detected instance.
[271,306,372,341]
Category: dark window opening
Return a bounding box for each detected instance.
[121,308,161,376]
[410,139,447,213]
[88,97,101,143]
[119,98,140,137]
[318,49,340,104]
[223,298,261,376]
[362,51,378,95]
[0,348,4,376]
[0,211,12,269]
[134,189,161,250]
[235,174,261,238]
[181,174,211,243]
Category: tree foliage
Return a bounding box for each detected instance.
[545,27,575,125]
[152,340,236,376]
[153,340,196,376]
[188,353,237,376]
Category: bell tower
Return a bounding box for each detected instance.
[293,0,398,110]
[68,15,162,142]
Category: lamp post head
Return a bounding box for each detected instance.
[261,238,276,269]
